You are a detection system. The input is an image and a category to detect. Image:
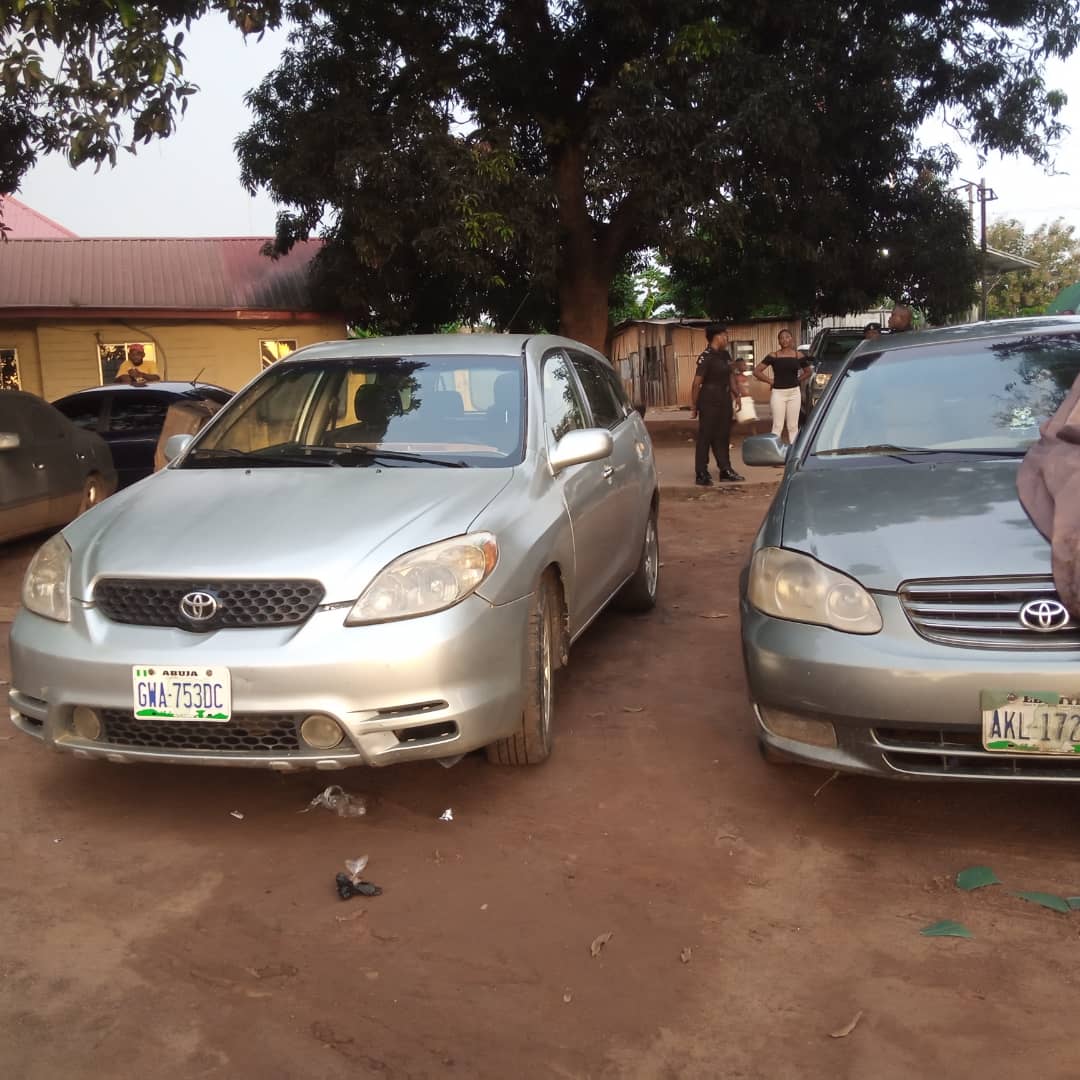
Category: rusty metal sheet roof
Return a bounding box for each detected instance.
[0,237,327,314]
[2,195,78,238]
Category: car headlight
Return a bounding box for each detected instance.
[22,533,72,623]
[345,533,499,625]
[813,372,832,389]
[748,547,881,634]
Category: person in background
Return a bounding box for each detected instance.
[754,329,811,444]
[690,324,744,485]
[114,344,161,385]
[888,304,914,332]
[863,322,882,340]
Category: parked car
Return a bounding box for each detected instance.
[10,335,659,770]
[806,327,871,409]
[0,391,116,544]
[52,382,233,489]
[741,315,1080,781]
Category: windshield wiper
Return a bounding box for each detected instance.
[186,447,334,468]
[815,444,1027,459]
[320,446,469,468]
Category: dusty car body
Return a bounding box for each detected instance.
[741,316,1080,781]
[10,335,658,769]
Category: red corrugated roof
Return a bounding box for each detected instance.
[0,237,329,316]
[2,195,78,238]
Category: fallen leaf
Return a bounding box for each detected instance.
[956,866,1000,891]
[562,990,573,1004]
[920,919,973,939]
[439,808,454,822]
[680,947,692,964]
[229,810,245,820]
[1067,897,1080,910]
[622,706,645,713]
[480,903,489,911]
[698,612,729,620]
[590,931,613,958]
[1013,890,1071,914]
[585,712,605,719]
[334,908,368,923]
[245,963,298,980]
[829,1011,864,1039]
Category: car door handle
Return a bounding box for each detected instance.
[602,465,614,480]
[33,462,46,470]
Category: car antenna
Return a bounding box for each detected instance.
[191,367,206,386]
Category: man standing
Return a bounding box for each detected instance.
[691,324,744,485]
[887,304,914,332]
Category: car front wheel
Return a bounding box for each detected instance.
[486,572,559,766]
[617,510,659,612]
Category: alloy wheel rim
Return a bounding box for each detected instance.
[644,519,659,597]
[538,596,553,741]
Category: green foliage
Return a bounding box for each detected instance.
[986,217,1080,318]
[610,261,681,324]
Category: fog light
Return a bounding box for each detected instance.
[72,706,102,741]
[300,714,344,750]
[759,708,837,748]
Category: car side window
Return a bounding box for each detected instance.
[107,394,172,434]
[54,396,105,431]
[568,352,623,430]
[542,352,586,443]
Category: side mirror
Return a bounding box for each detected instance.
[0,432,20,451]
[742,433,788,467]
[549,428,614,474]
[163,433,194,463]
[634,403,646,418]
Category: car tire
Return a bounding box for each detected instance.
[486,572,559,766]
[78,473,104,515]
[616,509,659,612]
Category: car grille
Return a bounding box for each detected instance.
[898,575,1080,650]
[873,727,1080,781]
[94,578,325,632]
[100,710,306,754]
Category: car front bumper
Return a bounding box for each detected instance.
[741,595,1080,782]
[9,593,531,769]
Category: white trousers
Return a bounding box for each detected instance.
[770,386,801,441]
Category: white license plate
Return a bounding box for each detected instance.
[132,666,231,722]
[981,690,1080,755]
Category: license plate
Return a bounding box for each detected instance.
[981,690,1080,754]
[132,666,231,722]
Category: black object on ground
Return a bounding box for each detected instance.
[335,872,383,900]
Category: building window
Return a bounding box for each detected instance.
[98,342,160,385]
[260,339,298,369]
[1,348,19,390]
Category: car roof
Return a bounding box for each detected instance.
[56,382,232,399]
[862,315,1080,354]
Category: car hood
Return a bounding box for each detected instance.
[66,466,514,603]
[780,459,1050,591]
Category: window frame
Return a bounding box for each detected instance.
[0,347,20,391]
[566,349,626,431]
[540,348,589,447]
[97,341,160,385]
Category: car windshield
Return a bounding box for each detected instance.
[811,331,1080,457]
[185,355,525,469]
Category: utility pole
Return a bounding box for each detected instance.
[952,177,998,320]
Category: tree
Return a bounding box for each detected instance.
[609,261,681,325]
[237,0,1078,350]
[986,218,1080,318]
[0,0,281,213]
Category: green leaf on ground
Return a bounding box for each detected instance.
[956,866,1000,891]
[1013,891,1071,914]
[1066,897,1080,910]
[920,920,973,939]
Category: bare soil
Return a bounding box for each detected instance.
[3,494,1080,1079]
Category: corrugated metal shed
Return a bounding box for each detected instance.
[1,195,78,238]
[0,237,326,315]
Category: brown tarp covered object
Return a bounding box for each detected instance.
[153,399,223,472]
[1017,372,1080,616]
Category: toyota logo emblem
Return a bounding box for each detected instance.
[179,591,219,623]
[1018,599,1071,632]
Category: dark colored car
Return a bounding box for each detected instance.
[0,390,116,544]
[52,383,233,488]
[806,327,873,409]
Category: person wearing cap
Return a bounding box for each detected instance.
[690,323,744,485]
[114,344,161,385]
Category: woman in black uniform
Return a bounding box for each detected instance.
[691,324,744,485]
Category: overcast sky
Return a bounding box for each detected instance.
[16,16,1080,239]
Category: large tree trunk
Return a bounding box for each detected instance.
[558,260,613,353]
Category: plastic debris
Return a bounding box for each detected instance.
[812,771,839,798]
[622,706,645,714]
[335,873,383,900]
[1013,890,1071,914]
[229,810,245,821]
[302,785,368,818]
[439,808,454,822]
[829,1011,864,1039]
[437,755,464,769]
[920,919,973,939]
[590,931,613,958]
[1067,897,1080,910]
[680,947,693,964]
[480,903,489,911]
[562,990,573,1004]
[956,866,999,891]
[344,856,369,883]
[698,612,730,620]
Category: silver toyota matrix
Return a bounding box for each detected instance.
[10,336,659,769]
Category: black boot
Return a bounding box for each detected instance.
[720,468,745,482]
[695,472,713,486]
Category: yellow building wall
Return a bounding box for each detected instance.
[23,317,347,401]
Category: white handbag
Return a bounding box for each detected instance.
[735,396,758,423]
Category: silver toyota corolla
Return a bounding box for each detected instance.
[10,335,659,769]
[741,316,1080,782]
